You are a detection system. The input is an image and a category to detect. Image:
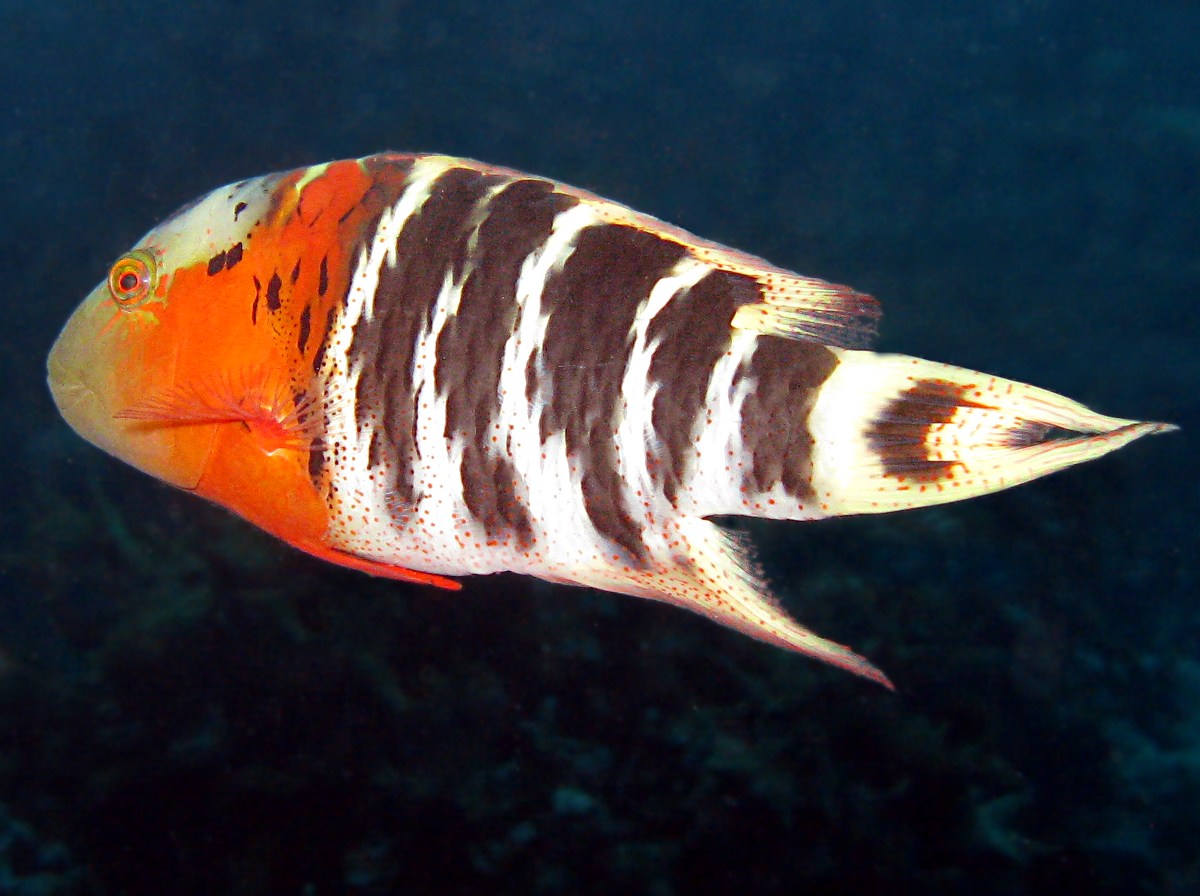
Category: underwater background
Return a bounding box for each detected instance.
[2,0,1197,893]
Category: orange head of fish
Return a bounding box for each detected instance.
[46,161,372,547]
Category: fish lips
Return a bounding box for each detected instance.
[47,293,216,491]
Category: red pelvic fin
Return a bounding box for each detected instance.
[298,539,462,591]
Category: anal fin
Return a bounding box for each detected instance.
[597,517,893,688]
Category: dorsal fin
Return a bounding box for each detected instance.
[730,270,881,349]
[679,238,881,349]
[560,184,882,350]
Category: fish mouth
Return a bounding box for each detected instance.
[47,323,215,491]
[46,337,134,476]
[47,340,100,438]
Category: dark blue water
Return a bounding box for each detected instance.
[3,1,1197,893]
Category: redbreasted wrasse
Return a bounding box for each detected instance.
[47,153,1174,688]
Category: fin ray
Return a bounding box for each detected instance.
[115,365,349,453]
[570,517,892,688]
[298,539,462,590]
[730,272,881,349]
[563,185,881,349]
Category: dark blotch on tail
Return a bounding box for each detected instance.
[868,379,986,482]
[1000,421,1081,448]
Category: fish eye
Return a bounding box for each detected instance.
[107,249,158,308]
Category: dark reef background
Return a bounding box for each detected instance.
[2,1,1197,893]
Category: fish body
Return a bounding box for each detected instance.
[47,153,1173,686]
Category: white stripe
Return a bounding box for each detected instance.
[363,156,454,322]
[497,204,600,429]
[495,204,605,566]
[318,156,453,393]
[318,158,456,560]
[806,348,897,515]
[615,257,712,511]
[458,177,517,285]
[402,267,482,559]
[405,176,516,549]
[678,330,760,516]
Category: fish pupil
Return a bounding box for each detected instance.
[119,271,139,292]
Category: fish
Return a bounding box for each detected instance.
[47,153,1175,688]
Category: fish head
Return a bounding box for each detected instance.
[47,169,290,491]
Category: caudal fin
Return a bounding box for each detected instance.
[808,350,1176,516]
